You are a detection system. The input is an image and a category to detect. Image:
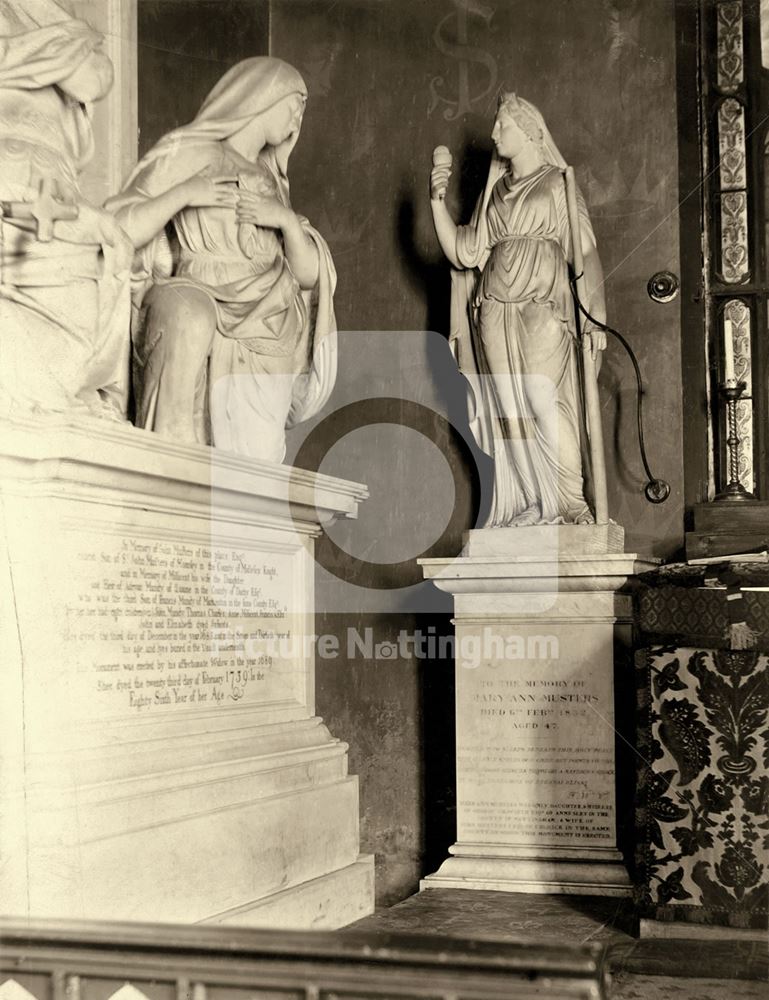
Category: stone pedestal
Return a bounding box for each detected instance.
[419,527,657,897]
[0,415,374,926]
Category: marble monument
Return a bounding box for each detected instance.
[423,94,656,895]
[0,416,374,925]
[0,8,372,927]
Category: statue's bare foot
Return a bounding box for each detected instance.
[511,505,541,527]
[568,504,594,525]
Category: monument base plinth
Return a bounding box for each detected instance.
[421,850,631,897]
[464,522,626,558]
[205,855,375,928]
[420,526,657,899]
[419,844,631,896]
[0,414,374,926]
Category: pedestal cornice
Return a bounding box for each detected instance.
[420,553,660,593]
[0,414,368,535]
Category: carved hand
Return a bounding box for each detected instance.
[182,171,238,209]
[53,201,115,246]
[584,324,607,361]
[235,191,291,229]
[430,163,452,202]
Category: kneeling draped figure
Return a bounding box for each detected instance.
[109,57,337,462]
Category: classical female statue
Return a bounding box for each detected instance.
[0,0,132,418]
[109,58,336,461]
[430,94,607,527]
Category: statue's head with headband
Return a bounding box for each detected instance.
[496,92,545,152]
[494,92,566,170]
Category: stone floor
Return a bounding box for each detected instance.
[609,973,767,999]
[349,889,768,998]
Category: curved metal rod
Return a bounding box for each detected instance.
[569,275,671,505]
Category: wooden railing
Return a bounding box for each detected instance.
[0,918,609,1000]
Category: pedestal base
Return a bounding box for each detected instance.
[465,522,626,558]
[0,414,374,926]
[421,854,631,896]
[420,526,657,899]
[205,855,375,928]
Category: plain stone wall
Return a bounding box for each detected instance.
[137,1,269,155]
[137,0,684,906]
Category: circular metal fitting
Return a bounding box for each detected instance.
[647,271,679,304]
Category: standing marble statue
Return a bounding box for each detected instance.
[108,58,337,462]
[0,0,132,418]
[430,93,607,526]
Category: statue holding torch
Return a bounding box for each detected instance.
[430,93,609,527]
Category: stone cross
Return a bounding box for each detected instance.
[2,176,79,242]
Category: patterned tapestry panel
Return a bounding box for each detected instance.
[636,646,769,929]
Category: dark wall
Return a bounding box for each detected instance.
[284,329,473,906]
[137,0,269,155]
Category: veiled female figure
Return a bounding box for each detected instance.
[430,94,607,526]
[109,57,336,461]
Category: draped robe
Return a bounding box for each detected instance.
[452,163,595,526]
[110,58,337,462]
[0,0,131,418]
